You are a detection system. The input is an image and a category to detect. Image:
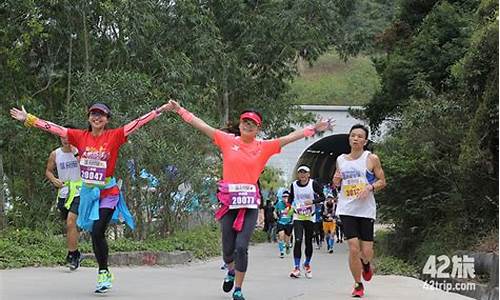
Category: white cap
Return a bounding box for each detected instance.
[297,165,310,173]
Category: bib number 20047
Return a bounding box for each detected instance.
[80,158,106,185]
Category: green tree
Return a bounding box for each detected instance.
[367,0,498,263]
[0,0,361,234]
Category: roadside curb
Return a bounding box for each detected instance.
[82,250,193,266]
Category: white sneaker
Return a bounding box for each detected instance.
[304,265,312,279]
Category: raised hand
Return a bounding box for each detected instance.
[167,99,181,112]
[314,118,335,133]
[10,106,28,122]
[157,103,171,113]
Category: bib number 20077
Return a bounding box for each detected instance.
[228,184,259,209]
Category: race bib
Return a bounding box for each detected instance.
[227,183,259,209]
[295,202,313,216]
[80,158,107,185]
[343,182,367,198]
[280,207,291,218]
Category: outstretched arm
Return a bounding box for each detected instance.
[278,119,334,147]
[167,100,216,139]
[123,104,169,137]
[10,106,68,137]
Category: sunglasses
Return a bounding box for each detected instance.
[89,110,108,117]
[241,119,259,129]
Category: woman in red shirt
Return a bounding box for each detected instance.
[10,102,168,293]
[166,100,333,300]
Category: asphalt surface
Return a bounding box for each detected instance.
[0,241,473,300]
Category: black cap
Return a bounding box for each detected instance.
[89,103,111,116]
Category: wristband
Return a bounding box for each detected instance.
[24,113,38,128]
[303,125,316,137]
[177,107,194,123]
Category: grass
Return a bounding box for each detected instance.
[291,51,380,106]
[0,224,268,269]
[373,229,419,277]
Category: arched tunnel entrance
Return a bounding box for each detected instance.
[294,134,373,186]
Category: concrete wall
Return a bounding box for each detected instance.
[267,105,378,182]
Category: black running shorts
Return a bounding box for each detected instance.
[339,215,374,241]
[276,223,293,236]
[57,196,80,220]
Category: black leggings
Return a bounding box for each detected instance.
[220,209,258,272]
[293,220,314,259]
[91,208,115,271]
[313,222,324,245]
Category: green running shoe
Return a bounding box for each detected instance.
[95,269,113,293]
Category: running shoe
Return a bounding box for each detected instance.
[328,248,334,254]
[222,273,235,292]
[95,270,113,293]
[232,290,245,300]
[289,268,301,278]
[352,282,364,297]
[69,252,82,271]
[304,265,312,279]
[280,252,285,259]
[65,254,72,268]
[362,261,373,281]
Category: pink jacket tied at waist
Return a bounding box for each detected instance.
[215,181,260,232]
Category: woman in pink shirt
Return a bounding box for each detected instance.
[166,100,332,300]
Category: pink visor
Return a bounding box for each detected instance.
[240,112,262,126]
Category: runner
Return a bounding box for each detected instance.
[334,193,344,243]
[45,125,83,270]
[322,193,336,254]
[166,99,332,300]
[333,124,386,298]
[274,189,293,258]
[263,199,277,243]
[10,102,169,293]
[312,200,324,250]
[289,165,325,279]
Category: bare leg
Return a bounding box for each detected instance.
[347,238,362,282]
[360,240,374,264]
[66,212,79,251]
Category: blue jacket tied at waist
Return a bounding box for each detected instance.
[77,178,135,232]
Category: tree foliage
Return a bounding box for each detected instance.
[370,0,498,261]
[0,1,361,234]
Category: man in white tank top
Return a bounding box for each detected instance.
[332,124,386,298]
[45,126,82,271]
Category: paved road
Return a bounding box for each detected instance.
[0,242,472,300]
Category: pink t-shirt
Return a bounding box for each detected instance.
[213,130,281,184]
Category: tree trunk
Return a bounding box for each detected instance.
[0,154,6,230]
[66,34,73,117]
[221,63,229,127]
[82,7,90,76]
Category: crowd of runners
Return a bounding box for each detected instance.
[10,101,386,299]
